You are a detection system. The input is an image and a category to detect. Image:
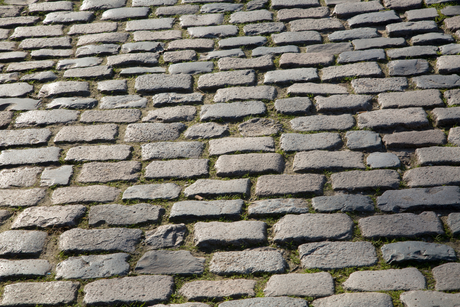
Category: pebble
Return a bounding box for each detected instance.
[12,205,85,229]
[209,250,286,275]
[135,250,205,275]
[381,241,457,263]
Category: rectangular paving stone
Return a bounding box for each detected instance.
[145,159,208,179]
[188,25,238,38]
[432,107,460,126]
[381,241,456,263]
[280,133,342,152]
[145,224,186,250]
[77,161,141,183]
[337,49,386,64]
[133,30,182,41]
[413,74,460,89]
[248,199,309,217]
[288,82,348,95]
[264,68,318,84]
[77,32,129,46]
[264,273,333,298]
[275,97,313,115]
[65,145,131,162]
[89,204,163,227]
[377,186,460,213]
[0,230,47,257]
[433,263,460,291]
[445,89,460,106]
[0,259,50,278]
[290,18,344,32]
[352,77,408,94]
[0,167,42,188]
[197,70,256,90]
[209,137,274,155]
[312,194,374,213]
[214,86,275,102]
[209,250,286,275]
[320,62,382,82]
[348,10,401,28]
[388,59,430,76]
[0,129,51,147]
[80,110,141,123]
[386,45,438,59]
[293,150,364,172]
[273,213,353,244]
[54,124,117,143]
[0,281,78,306]
[10,25,63,40]
[0,147,60,166]
[68,22,117,35]
[333,1,383,18]
[404,166,460,187]
[313,293,394,306]
[272,31,321,45]
[135,74,192,93]
[52,186,120,204]
[0,83,33,98]
[184,179,250,198]
[0,188,45,208]
[332,170,400,191]
[353,37,406,50]
[279,53,334,68]
[124,123,185,142]
[358,107,428,129]
[299,241,378,269]
[200,101,266,121]
[0,16,39,27]
[383,130,446,148]
[291,114,355,132]
[38,81,89,98]
[256,174,326,196]
[142,142,203,160]
[416,147,460,166]
[135,250,204,276]
[278,7,329,21]
[60,228,142,253]
[383,0,422,9]
[40,165,73,187]
[359,211,444,238]
[329,27,378,42]
[215,153,283,177]
[180,280,255,301]
[43,11,93,24]
[14,110,78,127]
[387,21,438,37]
[84,276,173,305]
[12,205,85,229]
[194,221,266,248]
[170,200,243,220]
[122,183,181,200]
[218,55,273,71]
[378,90,443,109]
[202,48,244,60]
[229,9,272,23]
[306,42,353,54]
[315,95,372,112]
[219,36,267,48]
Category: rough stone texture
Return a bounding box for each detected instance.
[59,228,142,253]
[0,282,79,306]
[0,259,51,278]
[381,241,457,263]
[200,101,266,121]
[0,167,42,188]
[215,153,283,177]
[142,142,204,160]
[145,224,187,250]
[170,200,243,220]
[0,147,61,166]
[293,150,364,172]
[291,114,355,132]
[264,273,334,297]
[281,133,342,152]
[332,170,400,191]
[213,86,276,102]
[209,137,274,155]
[209,250,286,275]
[312,293,393,307]
[256,174,325,196]
[447,213,460,235]
[219,297,307,307]
[194,221,267,247]
[135,250,205,276]
[124,123,185,142]
[352,77,408,94]
[383,130,446,148]
[0,230,47,257]
[343,268,426,291]
[359,212,444,238]
[312,195,374,213]
[83,276,174,305]
[12,205,86,229]
[52,186,120,204]
[358,108,428,130]
[179,280,256,301]
[378,90,443,109]
[89,204,163,226]
[123,184,181,200]
[403,166,460,187]
[0,188,46,208]
[56,253,130,279]
[433,263,460,291]
[248,199,309,216]
[399,291,460,307]
[145,159,208,179]
[299,241,378,269]
[65,145,131,162]
[273,213,353,244]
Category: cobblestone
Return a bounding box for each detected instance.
[381,241,457,263]
[209,250,286,275]
[135,250,205,275]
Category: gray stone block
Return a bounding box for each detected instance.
[209,137,274,155]
[229,9,272,23]
[55,124,117,143]
[122,184,181,200]
[0,282,78,306]
[101,7,149,20]
[337,49,386,64]
[381,241,457,263]
[201,48,244,60]
[75,44,120,57]
[100,95,147,109]
[359,211,444,238]
[248,199,309,217]
[210,250,286,275]
[214,86,275,102]
[387,45,438,59]
[0,230,47,257]
[218,36,267,48]
[142,106,196,122]
[332,170,400,191]
[416,147,460,166]
[0,147,61,166]
[169,62,213,74]
[447,213,460,235]
[52,186,120,204]
[0,259,50,278]
[152,92,203,107]
[19,37,72,50]
[244,22,285,35]
[387,21,438,36]
[256,174,326,196]
[47,97,97,109]
[387,59,430,76]
[275,97,313,115]
[197,70,256,90]
[329,27,378,42]
[264,68,318,84]
[12,205,85,229]
[0,128,51,148]
[89,204,163,226]
[145,159,208,179]
[290,18,343,31]
[277,7,330,21]
[343,268,426,291]
[264,273,334,297]
[15,110,79,127]
[400,291,460,307]
[378,90,443,109]
[180,280,255,301]
[348,10,401,28]
[38,81,89,97]
[353,37,406,50]
[80,109,141,123]
[281,133,342,152]
[411,33,454,45]
[316,95,372,113]
[383,130,446,148]
[312,293,393,307]
[65,145,132,162]
[170,200,243,220]
[0,189,45,208]
[142,142,203,160]
[333,1,383,18]
[404,166,460,187]
[215,153,284,177]
[293,150,364,172]
[299,241,378,269]
[68,22,117,35]
[306,42,353,54]
[135,74,192,93]
[194,221,267,248]
[271,0,319,9]
[352,77,408,94]
[124,123,185,142]
[145,224,186,250]
[0,167,41,189]
[60,228,142,253]
[218,55,274,71]
[83,276,173,305]
[219,297,307,307]
[433,263,460,290]
[201,3,243,13]
[200,101,266,121]
[279,53,334,68]
[44,11,93,24]
[358,107,428,130]
[56,253,129,279]
[272,31,321,45]
[291,114,355,132]
[312,195,374,213]
[432,107,460,126]
[185,123,229,139]
[367,152,400,168]
[239,118,281,137]
[0,83,33,98]
[135,250,204,276]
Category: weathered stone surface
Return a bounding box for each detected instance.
[244,22,285,35]
[281,133,342,152]
[348,10,401,28]
[169,62,213,75]
[0,230,47,257]
[256,174,326,196]
[291,114,355,132]
[329,27,378,42]
[38,81,89,98]
[142,106,196,122]
[279,53,334,68]
[0,147,61,166]
[383,130,446,148]
[80,110,141,123]
[433,263,460,291]
[417,146,460,166]
[135,250,204,276]
[0,189,45,208]
[404,166,460,187]
[290,18,343,32]
[201,101,266,121]
[135,74,192,93]
[214,86,276,102]
[346,131,382,150]
[352,77,408,94]
[312,195,374,213]
[201,48,245,60]
[218,36,267,48]
[367,152,400,168]
[60,228,142,253]
[0,111,12,128]
[411,33,454,45]
[209,137,274,156]
[180,280,255,301]
[123,184,181,200]
[273,213,353,244]
[248,199,309,217]
[170,200,243,220]
[210,250,286,275]
[413,74,460,89]
[0,259,50,278]
[447,213,460,235]
[293,150,364,172]
[124,123,185,142]
[89,204,163,227]
[215,153,283,177]
[0,281,78,306]
[229,9,272,24]
[264,273,333,297]
[0,83,33,98]
[381,241,457,263]
[219,297,308,307]
[321,62,382,81]
[197,70,256,90]
[65,145,131,162]
[188,25,237,38]
[39,166,72,187]
[400,291,460,307]
[387,45,438,59]
[312,293,393,307]
[299,241,378,269]
[52,186,120,204]
[55,124,117,143]
[152,93,203,107]
[194,221,267,247]
[272,31,321,45]
[275,97,312,115]
[378,90,443,109]
[15,110,79,127]
[145,224,187,249]
[359,212,444,238]
[56,253,129,280]
[145,159,208,179]
[432,107,460,127]
[358,108,428,130]
[0,129,51,148]
[12,205,85,229]
[387,59,430,76]
[83,276,174,305]
[185,123,229,139]
[238,118,280,137]
[265,68,318,84]
[337,49,385,64]
[343,268,426,291]
[315,95,371,113]
[142,142,203,160]
[44,11,93,24]
[332,170,400,191]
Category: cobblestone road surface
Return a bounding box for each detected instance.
[0,0,459,306]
